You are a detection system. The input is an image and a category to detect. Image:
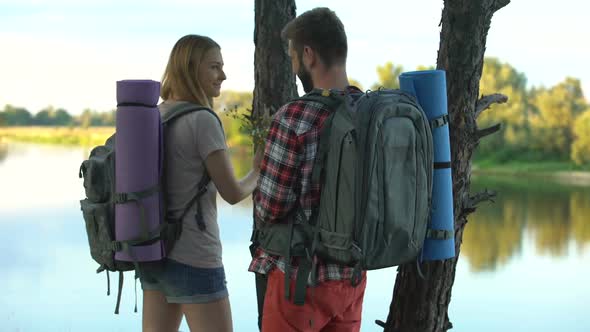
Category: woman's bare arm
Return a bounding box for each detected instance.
[204,148,263,205]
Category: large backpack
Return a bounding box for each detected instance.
[79,103,220,313]
[255,88,434,304]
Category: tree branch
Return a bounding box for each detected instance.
[470,189,497,207]
[464,189,497,215]
[476,123,502,140]
[475,93,508,118]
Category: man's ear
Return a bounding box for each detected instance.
[302,45,316,68]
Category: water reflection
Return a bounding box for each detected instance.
[1,143,588,275]
[1,144,589,331]
[463,175,590,272]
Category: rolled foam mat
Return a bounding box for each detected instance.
[399,70,456,261]
[114,79,164,262]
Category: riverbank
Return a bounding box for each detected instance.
[2,126,590,185]
[473,161,590,186]
[0,126,114,146]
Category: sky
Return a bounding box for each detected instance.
[0,0,588,115]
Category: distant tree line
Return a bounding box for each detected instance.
[2,57,589,164]
[0,106,115,127]
[352,58,590,165]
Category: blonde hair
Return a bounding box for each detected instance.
[161,35,220,108]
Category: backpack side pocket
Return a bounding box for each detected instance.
[80,199,116,270]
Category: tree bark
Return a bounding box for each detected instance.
[252,1,297,330]
[384,1,510,331]
[253,0,298,118]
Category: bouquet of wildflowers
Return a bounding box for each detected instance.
[225,105,273,149]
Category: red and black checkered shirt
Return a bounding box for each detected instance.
[248,86,363,284]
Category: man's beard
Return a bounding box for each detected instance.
[297,65,314,93]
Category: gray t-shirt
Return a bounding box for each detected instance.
[159,100,227,268]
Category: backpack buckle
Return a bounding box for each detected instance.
[112,241,123,252]
[197,186,208,196]
[430,114,449,129]
[195,212,207,231]
[351,243,363,261]
[114,193,128,204]
[426,229,453,240]
[79,163,86,178]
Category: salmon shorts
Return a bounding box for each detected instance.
[262,268,367,332]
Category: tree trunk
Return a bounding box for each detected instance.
[253,0,298,118]
[384,1,510,331]
[252,1,297,330]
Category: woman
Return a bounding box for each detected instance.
[140,34,262,332]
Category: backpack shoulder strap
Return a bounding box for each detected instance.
[295,90,347,186]
[161,102,220,231]
[174,171,210,231]
[293,89,344,110]
[161,103,222,128]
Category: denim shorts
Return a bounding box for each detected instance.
[139,259,228,304]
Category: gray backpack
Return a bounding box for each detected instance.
[79,103,220,313]
[255,88,434,304]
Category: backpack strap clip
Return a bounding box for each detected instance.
[79,163,86,178]
[111,241,123,252]
[195,202,206,231]
[114,184,160,204]
[113,193,128,204]
[197,186,208,196]
[430,114,449,129]
[426,229,454,240]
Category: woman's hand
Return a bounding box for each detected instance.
[252,147,264,171]
[206,149,260,205]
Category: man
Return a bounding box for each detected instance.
[249,7,367,332]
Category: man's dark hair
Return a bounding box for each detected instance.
[281,7,347,68]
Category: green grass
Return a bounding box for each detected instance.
[474,147,590,174]
[474,160,590,174]
[473,153,590,189]
[471,172,590,193]
[0,126,115,147]
[3,126,590,175]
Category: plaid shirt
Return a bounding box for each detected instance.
[249,86,364,284]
